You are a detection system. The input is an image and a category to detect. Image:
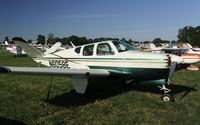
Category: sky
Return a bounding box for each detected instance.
[0,0,200,42]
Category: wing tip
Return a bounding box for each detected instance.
[0,67,10,73]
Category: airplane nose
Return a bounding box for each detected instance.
[170,54,184,64]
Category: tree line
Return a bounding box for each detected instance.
[36,34,135,46]
[177,26,200,46]
[3,26,200,46]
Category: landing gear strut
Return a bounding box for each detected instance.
[158,61,177,102]
[158,85,174,102]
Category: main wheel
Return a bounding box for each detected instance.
[161,94,172,102]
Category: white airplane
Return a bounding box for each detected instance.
[6,45,26,55]
[0,40,27,55]
[145,43,200,65]
[0,40,185,101]
[183,43,200,51]
[0,41,12,48]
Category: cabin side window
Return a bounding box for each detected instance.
[97,43,114,56]
[112,41,135,52]
[75,47,81,54]
[83,45,94,56]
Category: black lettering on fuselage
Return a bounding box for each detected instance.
[49,60,69,68]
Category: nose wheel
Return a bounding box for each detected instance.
[161,94,173,102]
[158,85,174,102]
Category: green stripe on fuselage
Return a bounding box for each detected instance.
[89,66,169,82]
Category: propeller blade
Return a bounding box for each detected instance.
[167,62,177,84]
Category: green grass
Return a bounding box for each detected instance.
[0,49,200,125]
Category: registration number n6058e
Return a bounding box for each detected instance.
[49,60,69,68]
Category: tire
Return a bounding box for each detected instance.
[161,94,172,102]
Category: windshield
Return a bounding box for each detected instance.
[112,41,136,52]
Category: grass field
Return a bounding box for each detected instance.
[0,49,200,125]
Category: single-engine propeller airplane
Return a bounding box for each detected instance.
[0,40,185,101]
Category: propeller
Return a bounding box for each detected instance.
[167,62,177,84]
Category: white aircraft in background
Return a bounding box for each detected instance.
[0,40,9,47]
[0,40,27,55]
[183,43,200,51]
[0,40,186,101]
[144,43,200,66]
[6,45,26,55]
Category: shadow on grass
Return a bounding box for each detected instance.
[0,117,26,125]
[46,78,198,107]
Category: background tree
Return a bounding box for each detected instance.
[152,38,162,45]
[190,34,200,46]
[192,26,200,46]
[62,37,69,45]
[27,39,33,43]
[80,37,88,44]
[67,35,81,45]
[12,37,26,43]
[93,37,106,42]
[126,39,133,45]
[143,41,150,44]
[177,26,200,46]
[120,38,127,42]
[87,38,93,43]
[4,36,10,44]
[37,34,46,45]
[47,33,56,44]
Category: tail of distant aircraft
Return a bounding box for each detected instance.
[149,43,157,50]
[4,41,9,45]
[14,41,44,58]
[14,41,64,58]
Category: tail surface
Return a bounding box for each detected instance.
[14,41,44,58]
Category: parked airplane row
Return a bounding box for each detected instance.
[0,41,51,56]
[144,43,200,70]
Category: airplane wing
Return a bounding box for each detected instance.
[0,66,110,76]
[0,66,118,94]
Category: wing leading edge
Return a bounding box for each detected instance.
[0,66,110,76]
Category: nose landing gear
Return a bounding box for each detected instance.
[158,85,174,102]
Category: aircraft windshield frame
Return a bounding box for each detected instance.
[112,41,136,53]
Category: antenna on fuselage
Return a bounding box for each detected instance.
[70,41,75,48]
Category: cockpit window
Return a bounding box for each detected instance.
[97,43,114,56]
[112,41,135,52]
[83,45,94,56]
[75,47,81,54]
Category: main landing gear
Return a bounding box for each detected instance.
[158,85,174,102]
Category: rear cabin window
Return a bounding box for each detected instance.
[83,45,94,56]
[97,43,114,56]
[75,47,81,54]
